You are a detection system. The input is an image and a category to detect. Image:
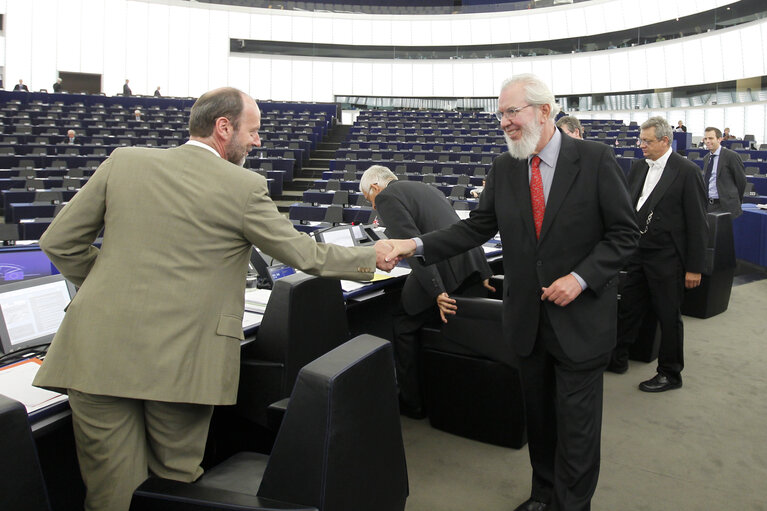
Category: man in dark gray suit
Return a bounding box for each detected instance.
[360,165,493,419]
[384,74,639,511]
[702,127,747,219]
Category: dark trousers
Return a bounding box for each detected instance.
[518,306,609,511]
[392,304,439,411]
[392,276,486,411]
[614,248,685,380]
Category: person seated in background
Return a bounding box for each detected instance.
[66,129,78,144]
[133,109,142,121]
[359,164,494,419]
[13,79,29,92]
[154,86,162,97]
[722,127,735,140]
[53,78,63,93]
[470,179,486,198]
[675,120,687,132]
[556,115,584,139]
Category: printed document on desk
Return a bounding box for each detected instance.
[0,358,68,413]
[340,266,411,292]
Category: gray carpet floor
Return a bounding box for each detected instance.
[400,278,767,511]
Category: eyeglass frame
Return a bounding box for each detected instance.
[494,104,534,122]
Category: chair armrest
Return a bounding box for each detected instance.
[266,398,290,432]
[131,477,318,511]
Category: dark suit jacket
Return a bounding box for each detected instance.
[123,84,132,96]
[703,146,746,218]
[628,152,708,273]
[13,84,29,91]
[376,179,492,315]
[420,131,639,363]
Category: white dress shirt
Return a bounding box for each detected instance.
[636,146,672,211]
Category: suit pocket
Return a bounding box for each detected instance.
[216,314,245,341]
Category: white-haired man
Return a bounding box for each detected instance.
[384,74,639,511]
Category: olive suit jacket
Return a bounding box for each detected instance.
[420,132,639,363]
[34,144,376,405]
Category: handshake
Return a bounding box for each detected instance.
[373,239,417,272]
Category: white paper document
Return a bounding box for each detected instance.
[0,358,68,413]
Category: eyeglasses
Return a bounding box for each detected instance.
[637,138,661,146]
[494,104,533,122]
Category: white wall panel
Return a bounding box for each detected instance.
[492,60,513,95]
[351,61,373,96]
[313,16,333,44]
[228,9,249,39]
[250,56,271,101]
[186,7,210,96]
[550,56,573,96]
[664,44,684,88]
[206,10,231,93]
[270,59,293,101]
[391,62,413,97]
[291,60,313,100]
[681,39,704,86]
[311,60,333,102]
[469,19,491,46]
[589,54,610,91]
[146,2,170,94]
[332,60,353,95]
[352,18,373,45]
[292,16,314,44]
[686,109,705,134]
[607,52,630,92]
[530,60,553,92]
[450,19,472,46]
[702,34,725,85]
[740,24,764,78]
[489,17,511,45]
[410,19,433,47]
[452,61,473,97]
[54,0,80,74]
[389,20,412,45]
[249,11,273,40]
[432,62,454,97]
[125,1,149,94]
[32,0,57,90]
[704,109,725,134]
[166,6,190,96]
[723,106,744,138]
[371,62,392,98]
[271,14,293,42]
[743,104,765,146]
[227,55,250,93]
[430,19,453,46]
[331,18,353,45]
[720,30,744,81]
[411,63,433,97]
[472,61,495,98]
[569,54,592,95]
[102,0,128,94]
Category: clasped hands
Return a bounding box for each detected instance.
[374,239,411,272]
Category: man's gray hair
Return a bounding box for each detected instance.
[556,115,583,135]
[500,73,561,120]
[640,116,673,141]
[359,165,397,195]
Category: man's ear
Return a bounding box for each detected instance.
[214,117,232,140]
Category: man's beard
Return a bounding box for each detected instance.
[504,120,543,160]
[225,140,249,167]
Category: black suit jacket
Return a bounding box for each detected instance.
[123,84,132,96]
[376,180,492,315]
[702,146,746,218]
[420,131,639,362]
[13,84,29,92]
[628,152,708,273]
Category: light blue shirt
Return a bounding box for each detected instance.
[413,127,587,291]
[707,147,721,199]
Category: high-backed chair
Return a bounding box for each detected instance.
[681,211,736,318]
[131,335,408,511]
[419,296,527,448]
[0,395,52,511]
[236,273,350,427]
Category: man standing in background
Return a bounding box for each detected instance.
[702,127,746,219]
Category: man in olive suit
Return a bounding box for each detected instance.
[34,87,395,511]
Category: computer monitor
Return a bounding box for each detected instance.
[315,224,376,247]
[0,247,60,282]
[0,274,76,355]
[249,247,295,290]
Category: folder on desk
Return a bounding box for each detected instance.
[0,358,68,413]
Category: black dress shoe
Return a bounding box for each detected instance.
[606,361,628,374]
[639,373,682,392]
[512,498,549,511]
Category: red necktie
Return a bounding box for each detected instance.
[530,155,545,239]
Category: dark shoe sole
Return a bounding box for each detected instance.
[606,364,628,374]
